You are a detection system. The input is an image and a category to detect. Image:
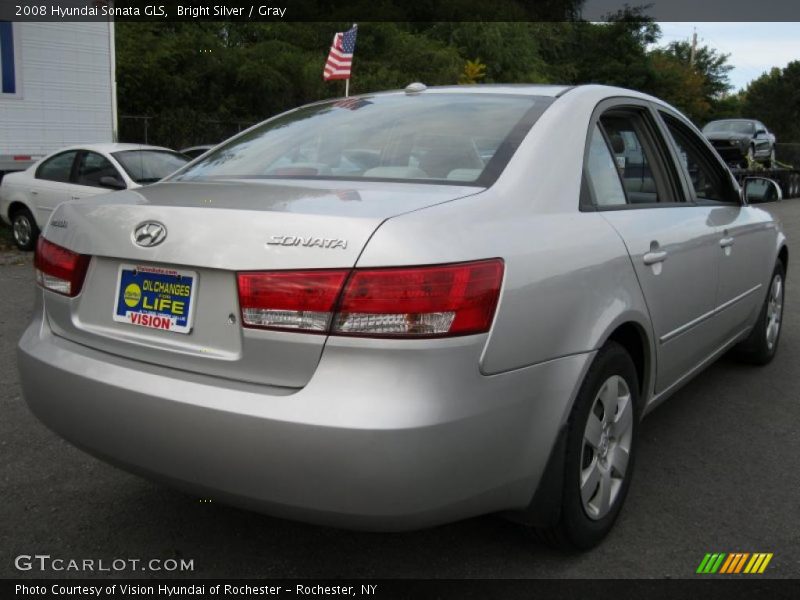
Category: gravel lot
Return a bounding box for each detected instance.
[1,203,799,580]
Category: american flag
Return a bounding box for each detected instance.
[332,97,371,110]
[323,25,357,81]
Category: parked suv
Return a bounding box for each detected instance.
[702,119,776,167]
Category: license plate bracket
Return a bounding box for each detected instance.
[112,264,197,334]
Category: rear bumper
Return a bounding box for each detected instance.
[18,301,593,531]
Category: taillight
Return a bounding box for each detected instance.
[334,260,504,337]
[237,270,350,333]
[237,259,504,338]
[34,237,91,297]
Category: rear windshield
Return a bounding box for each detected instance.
[703,121,755,135]
[113,150,189,184]
[171,94,551,186]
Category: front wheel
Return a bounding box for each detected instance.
[735,262,785,365]
[11,207,39,251]
[746,145,755,166]
[536,342,640,550]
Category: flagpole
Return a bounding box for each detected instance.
[345,23,356,98]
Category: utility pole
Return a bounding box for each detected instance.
[690,29,697,67]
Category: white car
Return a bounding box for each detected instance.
[0,143,188,250]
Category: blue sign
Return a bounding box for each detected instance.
[114,266,196,334]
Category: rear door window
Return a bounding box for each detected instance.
[659,113,736,204]
[585,125,627,207]
[599,113,661,205]
[76,151,124,188]
[36,151,78,183]
[584,106,681,208]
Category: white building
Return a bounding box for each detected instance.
[0,22,116,173]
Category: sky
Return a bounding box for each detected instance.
[655,23,800,92]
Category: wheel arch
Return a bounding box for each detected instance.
[512,316,652,529]
[7,199,35,222]
[604,321,651,406]
[778,244,788,276]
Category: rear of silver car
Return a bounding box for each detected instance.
[18,89,591,529]
[18,188,587,530]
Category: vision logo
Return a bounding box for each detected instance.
[697,552,773,574]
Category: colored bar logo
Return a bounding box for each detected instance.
[697,553,773,574]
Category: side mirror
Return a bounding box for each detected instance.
[743,177,782,204]
[755,129,767,138]
[99,175,126,190]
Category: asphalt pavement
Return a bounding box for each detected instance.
[1,202,799,579]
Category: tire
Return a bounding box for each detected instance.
[10,207,39,251]
[735,262,785,365]
[535,342,640,550]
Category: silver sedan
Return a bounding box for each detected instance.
[18,84,787,550]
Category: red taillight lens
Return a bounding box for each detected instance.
[34,237,91,297]
[237,270,350,333]
[236,260,504,337]
[334,259,504,337]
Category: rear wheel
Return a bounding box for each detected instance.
[536,342,640,550]
[11,207,39,251]
[735,262,785,365]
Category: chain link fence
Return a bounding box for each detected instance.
[119,115,258,151]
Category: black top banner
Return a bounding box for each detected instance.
[2,0,800,22]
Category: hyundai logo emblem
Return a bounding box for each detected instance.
[133,221,167,247]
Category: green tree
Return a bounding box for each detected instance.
[647,49,711,121]
[558,9,660,91]
[742,62,800,143]
[660,41,733,99]
[424,22,549,83]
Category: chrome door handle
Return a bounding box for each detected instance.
[70,195,80,200]
[720,236,735,248]
[643,250,668,265]
[30,190,38,196]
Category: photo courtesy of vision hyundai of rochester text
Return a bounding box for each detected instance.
[13,84,786,550]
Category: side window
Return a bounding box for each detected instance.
[599,113,661,205]
[76,152,123,188]
[660,114,733,204]
[585,125,627,207]
[36,151,78,183]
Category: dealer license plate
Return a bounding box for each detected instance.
[112,264,197,334]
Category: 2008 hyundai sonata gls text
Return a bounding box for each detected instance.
[19,84,787,549]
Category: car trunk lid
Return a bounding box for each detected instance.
[40,179,481,388]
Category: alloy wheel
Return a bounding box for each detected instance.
[766,273,783,351]
[13,215,32,248]
[580,375,634,521]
